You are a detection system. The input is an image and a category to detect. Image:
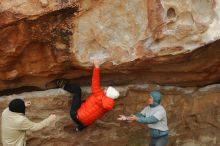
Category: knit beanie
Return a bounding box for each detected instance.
[149,91,162,106]
[9,99,25,114]
[106,86,120,99]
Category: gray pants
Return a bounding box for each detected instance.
[149,135,168,146]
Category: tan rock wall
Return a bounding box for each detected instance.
[0,84,219,146]
[1,0,220,90]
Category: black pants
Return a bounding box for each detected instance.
[64,84,86,130]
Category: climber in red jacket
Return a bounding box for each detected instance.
[58,60,120,131]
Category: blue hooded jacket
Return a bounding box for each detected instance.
[135,91,168,138]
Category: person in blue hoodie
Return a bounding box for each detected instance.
[118,91,168,146]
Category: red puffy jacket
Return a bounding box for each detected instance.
[77,68,115,126]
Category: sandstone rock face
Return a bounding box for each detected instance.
[73,0,219,64]
[0,84,220,146]
[0,0,220,90]
[0,0,78,26]
[1,1,220,145]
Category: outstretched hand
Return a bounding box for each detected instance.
[49,114,56,121]
[25,101,31,107]
[117,115,127,121]
[94,59,101,68]
[117,115,137,122]
[127,115,138,121]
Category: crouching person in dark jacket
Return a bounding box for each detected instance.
[118,91,168,146]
